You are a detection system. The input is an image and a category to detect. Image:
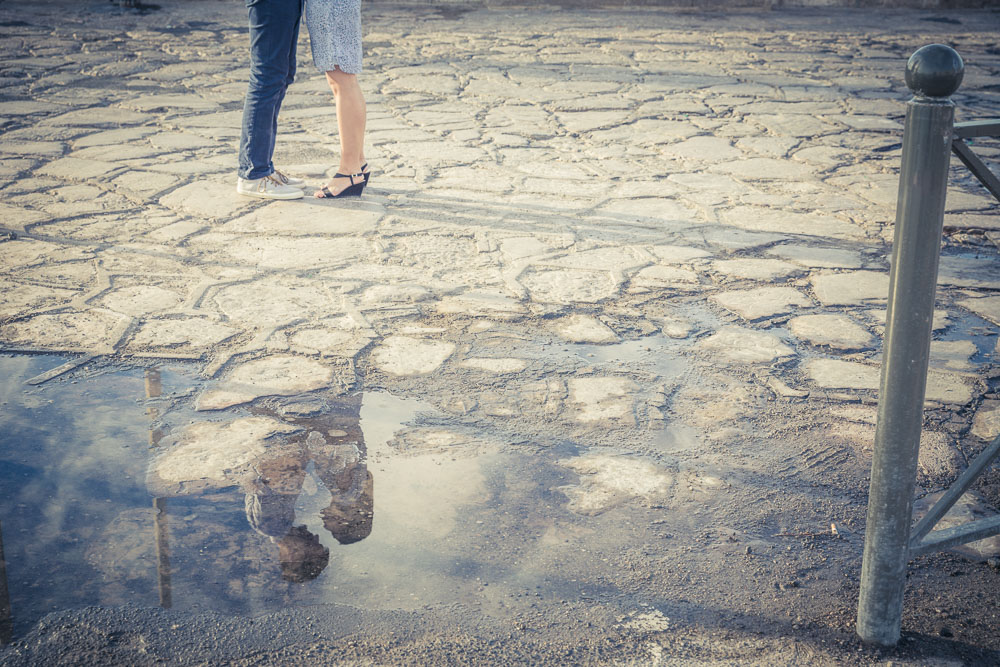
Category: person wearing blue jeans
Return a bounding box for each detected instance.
[236,0,307,200]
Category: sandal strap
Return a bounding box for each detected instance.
[320,186,333,198]
[334,172,364,185]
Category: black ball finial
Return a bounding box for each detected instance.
[905,44,964,98]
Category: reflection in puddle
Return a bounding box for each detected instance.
[0,355,594,639]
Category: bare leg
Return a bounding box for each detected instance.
[315,67,367,197]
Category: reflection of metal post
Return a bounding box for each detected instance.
[856,44,964,647]
[145,369,172,608]
[0,521,12,644]
[153,498,172,609]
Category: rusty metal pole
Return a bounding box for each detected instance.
[856,44,964,646]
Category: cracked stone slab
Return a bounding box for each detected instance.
[211,280,338,326]
[128,317,238,353]
[698,326,795,364]
[289,326,373,357]
[434,291,527,318]
[122,94,219,112]
[458,357,528,374]
[765,244,865,269]
[159,181,256,220]
[630,265,700,291]
[0,204,53,231]
[719,207,864,240]
[96,285,186,318]
[712,258,801,281]
[541,246,652,272]
[0,310,128,352]
[550,314,619,344]
[803,359,972,404]
[788,314,873,351]
[810,271,889,306]
[520,268,619,305]
[221,199,383,236]
[37,157,121,180]
[0,280,77,320]
[929,340,978,373]
[971,400,1000,441]
[649,245,713,264]
[568,377,639,425]
[711,286,812,321]
[197,354,341,411]
[802,359,879,391]
[147,417,302,496]
[958,295,1000,327]
[937,256,1000,290]
[557,452,673,515]
[371,336,455,376]
[190,234,370,270]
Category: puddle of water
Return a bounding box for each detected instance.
[0,354,612,639]
[573,335,687,379]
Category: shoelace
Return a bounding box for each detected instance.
[257,174,283,192]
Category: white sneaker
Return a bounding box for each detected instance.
[272,169,306,188]
[237,174,304,200]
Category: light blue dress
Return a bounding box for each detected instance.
[305,0,363,74]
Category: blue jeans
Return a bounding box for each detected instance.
[238,0,304,180]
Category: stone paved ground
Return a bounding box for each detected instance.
[2,1,1000,664]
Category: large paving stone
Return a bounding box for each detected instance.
[213,279,333,326]
[765,244,865,269]
[221,199,383,236]
[958,295,1000,326]
[712,258,800,281]
[788,314,872,351]
[434,291,527,318]
[711,157,815,181]
[147,417,301,496]
[803,359,972,405]
[649,245,713,264]
[129,317,238,352]
[802,359,878,390]
[159,181,256,220]
[929,340,978,373]
[971,400,1000,441]
[0,280,76,319]
[698,326,795,364]
[551,314,619,344]
[520,268,619,305]
[630,265,700,290]
[97,285,185,318]
[0,310,127,351]
[711,286,812,321]
[810,271,889,306]
[37,157,121,180]
[197,354,339,410]
[458,357,528,374]
[720,207,864,240]
[938,256,1000,290]
[371,336,455,376]
[568,377,638,425]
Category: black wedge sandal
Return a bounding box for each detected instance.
[316,172,366,199]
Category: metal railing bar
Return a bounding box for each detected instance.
[954,119,1000,138]
[909,514,1000,558]
[910,433,1000,546]
[952,139,1000,201]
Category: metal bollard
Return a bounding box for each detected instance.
[856,44,964,646]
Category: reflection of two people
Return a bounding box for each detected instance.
[246,394,373,583]
[146,370,373,597]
